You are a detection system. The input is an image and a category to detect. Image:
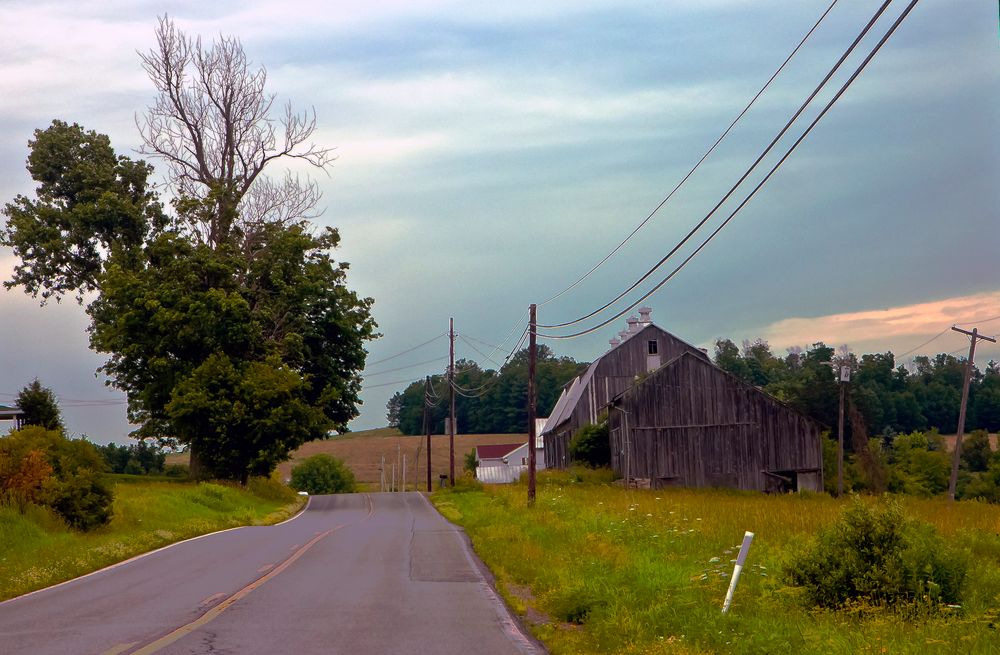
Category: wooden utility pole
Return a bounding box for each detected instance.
[449,317,456,487]
[837,365,849,497]
[949,326,996,502]
[424,376,432,492]
[527,304,537,505]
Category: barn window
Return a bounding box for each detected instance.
[647,340,658,355]
[521,457,527,465]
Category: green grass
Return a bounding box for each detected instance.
[433,469,1000,655]
[0,479,303,601]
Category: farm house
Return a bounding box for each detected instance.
[475,428,546,484]
[608,351,823,492]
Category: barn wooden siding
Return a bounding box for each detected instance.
[543,324,707,468]
[608,353,822,492]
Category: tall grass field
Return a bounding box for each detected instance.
[0,477,302,601]
[433,470,1000,655]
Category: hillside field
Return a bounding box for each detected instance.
[165,428,527,488]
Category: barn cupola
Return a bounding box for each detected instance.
[627,315,640,334]
[638,306,653,326]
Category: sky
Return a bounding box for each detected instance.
[0,0,997,444]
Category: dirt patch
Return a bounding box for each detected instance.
[504,581,554,627]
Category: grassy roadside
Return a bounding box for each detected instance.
[432,470,1000,655]
[0,477,304,601]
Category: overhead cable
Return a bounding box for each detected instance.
[459,334,505,368]
[539,0,920,340]
[364,355,449,377]
[363,377,422,389]
[537,0,841,309]
[539,0,893,331]
[364,333,446,368]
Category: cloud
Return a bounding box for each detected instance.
[754,290,1000,358]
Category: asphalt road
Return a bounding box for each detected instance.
[0,492,544,655]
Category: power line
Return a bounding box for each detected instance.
[364,355,449,377]
[363,377,423,390]
[539,0,893,331]
[540,0,918,340]
[956,313,1000,327]
[363,333,446,368]
[894,327,953,359]
[459,334,505,368]
[537,0,841,309]
[485,311,529,362]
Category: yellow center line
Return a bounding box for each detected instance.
[126,527,338,655]
[125,495,378,655]
[197,592,227,608]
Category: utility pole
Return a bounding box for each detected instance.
[837,365,849,497]
[949,326,996,502]
[527,304,537,505]
[424,376,432,492]
[449,317,456,487]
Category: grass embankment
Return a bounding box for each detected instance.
[433,470,1000,655]
[0,477,303,601]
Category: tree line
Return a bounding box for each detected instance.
[388,338,999,439]
[713,338,999,437]
[387,345,589,435]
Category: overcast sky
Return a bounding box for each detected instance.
[0,0,997,443]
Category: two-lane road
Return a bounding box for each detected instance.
[0,493,543,655]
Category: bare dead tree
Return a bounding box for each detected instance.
[137,16,334,248]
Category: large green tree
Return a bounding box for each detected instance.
[1,19,375,481]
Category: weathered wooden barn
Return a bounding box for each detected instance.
[540,308,709,468]
[608,351,823,492]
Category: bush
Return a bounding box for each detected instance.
[163,464,189,478]
[43,470,114,531]
[885,431,951,497]
[290,455,356,494]
[961,430,993,473]
[463,449,478,474]
[788,499,967,608]
[0,426,114,530]
[569,422,610,468]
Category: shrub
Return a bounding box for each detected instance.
[0,426,114,530]
[42,470,114,531]
[463,449,478,474]
[788,499,967,608]
[163,464,189,478]
[885,431,951,497]
[290,455,356,494]
[961,430,992,473]
[570,422,610,468]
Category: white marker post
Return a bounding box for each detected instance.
[722,531,754,614]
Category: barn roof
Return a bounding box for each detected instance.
[476,443,524,460]
[540,321,707,436]
[540,361,597,436]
